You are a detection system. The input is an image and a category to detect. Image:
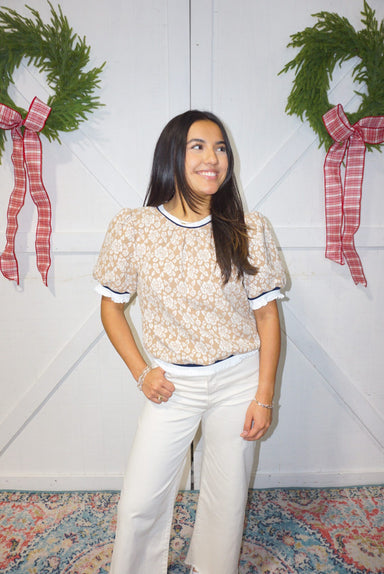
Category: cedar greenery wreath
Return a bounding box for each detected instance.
[279,1,384,151]
[0,1,105,159]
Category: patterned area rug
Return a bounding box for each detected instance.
[0,486,383,573]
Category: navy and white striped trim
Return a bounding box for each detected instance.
[157,204,211,228]
[248,287,283,310]
[95,283,132,303]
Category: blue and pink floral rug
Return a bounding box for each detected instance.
[1,486,383,573]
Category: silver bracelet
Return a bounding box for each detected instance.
[252,398,273,409]
[137,365,151,391]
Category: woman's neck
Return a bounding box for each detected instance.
[164,194,211,222]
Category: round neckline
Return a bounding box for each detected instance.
[157,204,211,228]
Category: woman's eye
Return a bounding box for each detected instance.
[191,144,203,150]
[217,146,227,153]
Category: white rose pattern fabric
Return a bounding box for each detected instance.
[93,205,286,366]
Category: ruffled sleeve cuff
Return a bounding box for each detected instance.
[95,283,132,304]
[248,287,284,310]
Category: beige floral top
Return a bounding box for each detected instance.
[93,205,286,366]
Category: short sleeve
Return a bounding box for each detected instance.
[243,212,286,309]
[93,209,137,303]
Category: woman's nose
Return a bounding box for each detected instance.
[204,146,218,163]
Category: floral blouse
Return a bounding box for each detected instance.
[93,205,286,365]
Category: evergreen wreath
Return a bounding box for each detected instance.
[279,1,384,151]
[0,1,105,159]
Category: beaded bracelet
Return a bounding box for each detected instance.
[252,398,273,409]
[137,365,151,391]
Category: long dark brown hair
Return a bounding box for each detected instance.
[144,110,258,283]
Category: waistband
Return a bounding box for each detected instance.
[152,350,258,377]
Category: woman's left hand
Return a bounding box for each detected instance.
[240,401,272,441]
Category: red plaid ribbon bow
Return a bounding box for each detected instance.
[0,97,52,286]
[322,104,384,286]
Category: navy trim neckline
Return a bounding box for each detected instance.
[156,205,211,228]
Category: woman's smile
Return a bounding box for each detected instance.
[195,169,220,179]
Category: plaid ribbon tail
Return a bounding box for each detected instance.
[0,111,25,284]
[0,98,51,286]
[22,98,52,286]
[323,139,347,266]
[341,136,367,286]
[0,129,27,284]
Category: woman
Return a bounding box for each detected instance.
[93,110,286,574]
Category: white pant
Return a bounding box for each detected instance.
[110,352,259,574]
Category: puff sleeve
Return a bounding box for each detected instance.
[243,212,286,309]
[93,209,137,303]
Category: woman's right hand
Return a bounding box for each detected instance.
[141,367,175,404]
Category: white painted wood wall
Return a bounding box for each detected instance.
[0,0,383,491]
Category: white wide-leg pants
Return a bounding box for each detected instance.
[109,352,259,574]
